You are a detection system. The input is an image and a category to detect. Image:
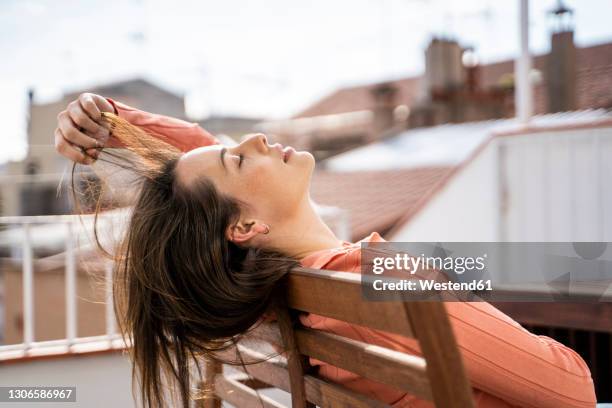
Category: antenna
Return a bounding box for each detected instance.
[548,0,574,32]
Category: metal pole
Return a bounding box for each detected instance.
[516,0,533,123]
[22,224,34,350]
[65,222,77,345]
[105,261,116,339]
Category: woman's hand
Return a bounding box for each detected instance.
[54,93,115,164]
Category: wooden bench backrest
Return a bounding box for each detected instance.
[200,266,475,408]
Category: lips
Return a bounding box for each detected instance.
[282,146,295,162]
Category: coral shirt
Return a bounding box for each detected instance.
[298,231,596,408]
[107,101,595,408]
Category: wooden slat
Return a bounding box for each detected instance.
[248,316,434,401]
[224,371,273,390]
[215,375,287,408]
[274,300,311,408]
[304,375,389,408]
[237,377,273,390]
[405,302,475,408]
[202,359,222,408]
[294,327,432,400]
[286,267,414,338]
[221,346,388,408]
[248,321,429,397]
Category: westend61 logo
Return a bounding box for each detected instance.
[372,253,487,275]
[360,242,612,302]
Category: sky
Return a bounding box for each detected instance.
[1,0,611,164]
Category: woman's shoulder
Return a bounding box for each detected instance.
[345,231,387,259]
[314,231,386,272]
[356,231,386,244]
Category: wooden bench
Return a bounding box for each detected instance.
[197,266,475,408]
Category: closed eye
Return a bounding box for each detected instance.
[238,153,244,168]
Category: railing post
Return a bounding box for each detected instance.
[22,223,34,350]
[105,260,116,340]
[274,290,311,408]
[65,221,77,346]
[200,359,223,408]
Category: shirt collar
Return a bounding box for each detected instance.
[299,231,385,269]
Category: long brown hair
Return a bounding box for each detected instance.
[71,113,299,408]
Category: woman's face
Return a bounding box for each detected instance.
[175,133,315,222]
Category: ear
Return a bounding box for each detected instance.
[226,219,269,244]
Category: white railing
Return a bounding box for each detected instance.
[0,214,124,358]
[0,206,350,360]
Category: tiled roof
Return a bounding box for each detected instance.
[294,42,612,118]
[294,77,421,118]
[310,167,453,241]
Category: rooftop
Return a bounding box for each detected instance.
[311,167,453,241]
[295,42,612,119]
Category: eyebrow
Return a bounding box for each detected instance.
[220,147,228,173]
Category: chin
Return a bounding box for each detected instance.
[290,153,315,191]
[289,150,314,167]
[303,153,316,175]
[301,151,316,168]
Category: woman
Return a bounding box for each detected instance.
[54,93,596,408]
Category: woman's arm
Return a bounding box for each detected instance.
[105,97,221,152]
[54,93,220,164]
[440,301,596,408]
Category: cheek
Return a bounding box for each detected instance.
[230,158,312,212]
[231,164,277,201]
[253,168,298,209]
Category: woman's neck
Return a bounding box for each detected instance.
[267,197,346,260]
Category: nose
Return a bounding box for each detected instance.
[240,133,268,152]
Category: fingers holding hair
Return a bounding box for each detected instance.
[80,93,114,129]
[67,100,99,134]
[57,110,102,150]
[54,127,95,165]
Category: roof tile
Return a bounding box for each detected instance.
[310,167,452,241]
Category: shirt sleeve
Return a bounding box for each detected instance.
[105,97,221,152]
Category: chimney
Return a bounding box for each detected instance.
[547,1,577,113]
[463,47,481,92]
[423,37,465,99]
[370,82,398,138]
